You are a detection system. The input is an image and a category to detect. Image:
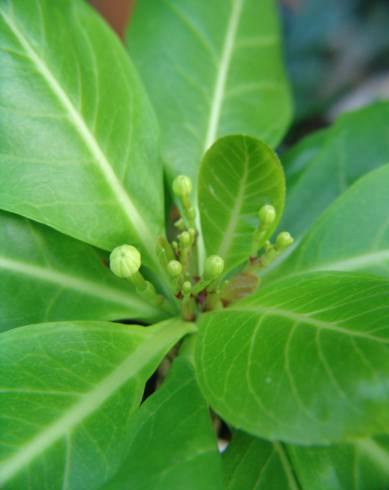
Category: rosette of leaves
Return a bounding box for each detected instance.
[1,1,389,489]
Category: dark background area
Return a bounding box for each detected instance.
[89,0,389,137]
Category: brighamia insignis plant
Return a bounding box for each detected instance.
[1,0,389,489]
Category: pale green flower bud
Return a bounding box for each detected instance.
[188,228,196,240]
[276,231,294,250]
[258,204,276,225]
[179,231,191,246]
[204,255,224,279]
[109,245,141,278]
[172,175,192,197]
[167,260,183,278]
[182,281,192,295]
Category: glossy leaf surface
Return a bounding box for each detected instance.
[0,211,165,331]
[289,436,389,490]
[127,0,291,183]
[224,431,389,490]
[282,127,330,188]
[0,0,163,270]
[196,272,389,444]
[106,357,223,490]
[0,319,195,489]
[198,135,285,273]
[269,164,389,281]
[223,431,299,489]
[281,102,389,237]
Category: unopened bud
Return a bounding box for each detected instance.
[167,260,182,278]
[179,231,191,246]
[276,232,294,250]
[204,255,224,279]
[110,245,141,278]
[258,205,276,225]
[182,281,192,295]
[172,175,192,197]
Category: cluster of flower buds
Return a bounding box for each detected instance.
[108,180,294,320]
[248,204,294,271]
[170,176,226,318]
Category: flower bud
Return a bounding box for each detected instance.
[258,204,276,225]
[204,255,224,279]
[182,281,192,295]
[109,245,141,278]
[188,228,196,240]
[172,175,192,197]
[276,231,294,250]
[179,231,191,246]
[167,260,183,278]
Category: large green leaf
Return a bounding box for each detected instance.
[289,436,389,490]
[195,272,389,444]
[0,319,195,489]
[105,357,223,490]
[0,211,166,331]
[282,128,330,188]
[223,431,299,489]
[281,102,389,237]
[0,0,164,271]
[268,164,389,282]
[223,431,389,490]
[127,0,292,183]
[198,135,285,273]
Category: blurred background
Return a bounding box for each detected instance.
[89,0,389,136]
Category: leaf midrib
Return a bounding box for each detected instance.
[0,320,195,485]
[230,304,389,344]
[195,0,244,272]
[0,11,155,261]
[203,0,244,150]
[272,442,301,490]
[216,145,249,259]
[0,255,158,316]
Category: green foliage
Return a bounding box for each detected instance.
[224,431,389,490]
[0,319,194,489]
[281,102,389,237]
[198,135,285,273]
[268,164,389,282]
[0,211,165,331]
[223,431,298,489]
[105,357,223,490]
[289,436,389,490]
[127,0,292,183]
[1,0,388,488]
[195,272,389,444]
[0,0,163,272]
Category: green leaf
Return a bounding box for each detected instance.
[0,319,195,489]
[268,164,389,282]
[223,431,300,489]
[105,357,223,490]
[198,135,285,273]
[281,102,389,237]
[195,272,389,444]
[127,0,292,183]
[289,436,389,490]
[223,431,389,490]
[0,0,164,271]
[0,211,166,331]
[282,128,330,188]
